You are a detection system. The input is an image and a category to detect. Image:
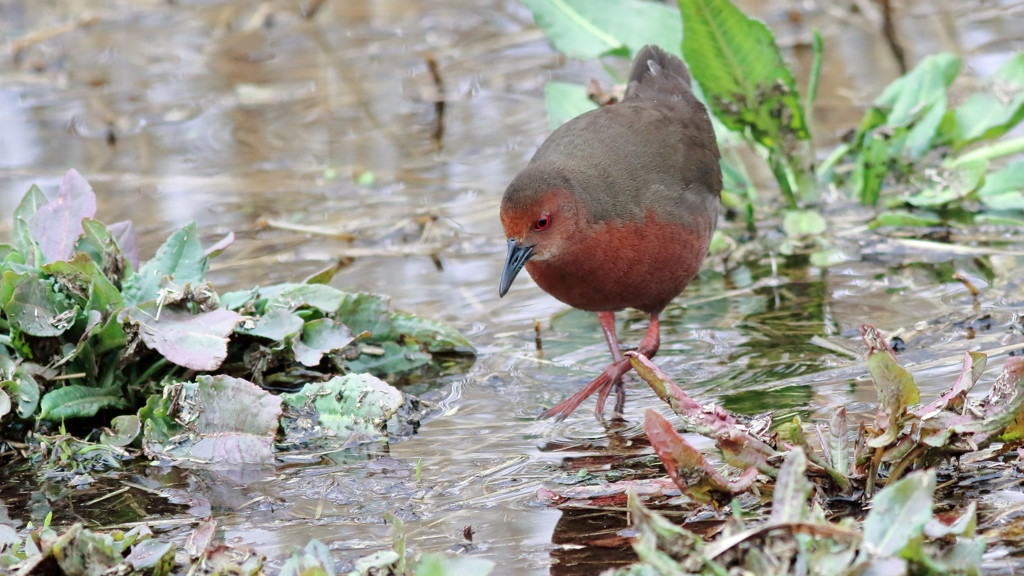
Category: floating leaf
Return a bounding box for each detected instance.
[30,169,98,265]
[281,374,404,442]
[127,304,244,371]
[392,312,475,354]
[39,385,128,421]
[143,376,282,467]
[346,341,431,375]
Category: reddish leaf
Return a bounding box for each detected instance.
[644,409,759,503]
[629,353,778,474]
[127,305,244,371]
[30,169,97,264]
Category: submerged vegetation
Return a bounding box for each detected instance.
[0,169,475,462]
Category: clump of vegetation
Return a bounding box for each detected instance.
[0,169,475,467]
[0,514,493,575]
[524,0,1024,573]
[527,0,1024,246]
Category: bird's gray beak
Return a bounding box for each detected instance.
[499,238,534,297]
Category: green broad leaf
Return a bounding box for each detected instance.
[30,169,98,265]
[984,358,1024,441]
[905,160,987,207]
[861,469,936,558]
[392,312,475,354]
[4,365,40,418]
[76,219,134,281]
[262,283,349,314]
[39,385,128,421]
[0,271,26,315]
[239,308,305,341]
[142,376,282,467]
[280,540,335,576]
[952,53,1024,149]
[544,81,598,130]
[625,489,707,571]
[866,344,919,448]
[4,274,76,337]
[413,554,495,576]
[975,213,1024,226]
[292,318,356,367]
[977,159,1024,210]
[869,211,944,228]
[41,252,123,310]
[100,415,141,447]
[875,53,961,128]
[782,209,826,238]
[12,184,47,265]
[123,538,175,573]
[679,0,808,148]
[336,292,398,342]
[121,222,207,307]
[281,374,404,441]
[901,98,947,160]
[126,304,244,371]
[768,447,811,525]
[0,389,11,419]
[346,341,431,375]
[809,247,845,268]
[0,244,17,265]
[523,0,682,60]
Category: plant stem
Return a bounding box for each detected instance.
[947,136,1024,167]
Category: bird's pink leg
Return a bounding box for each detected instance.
[540,313,661,422]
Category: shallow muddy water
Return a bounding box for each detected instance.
[2,0,1024,574]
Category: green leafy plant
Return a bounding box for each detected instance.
[523,0,1024,228]
[613,457,982,575]
[0,170,475,457]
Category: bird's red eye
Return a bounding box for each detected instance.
[534,213,551,231]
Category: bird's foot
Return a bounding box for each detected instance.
[539,358,633,422]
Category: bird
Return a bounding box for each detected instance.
[498,44,722,421]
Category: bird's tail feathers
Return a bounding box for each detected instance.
[623,44,693,101]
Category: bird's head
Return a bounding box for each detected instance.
[498,169,583,298]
